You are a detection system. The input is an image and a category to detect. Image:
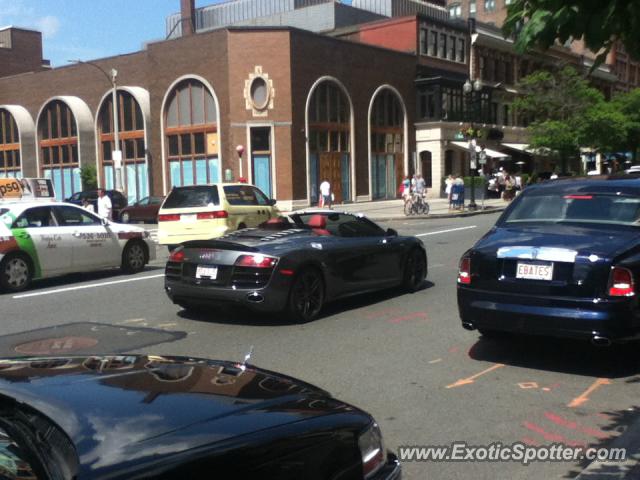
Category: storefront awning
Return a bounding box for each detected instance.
[501,143,532,154]
[450,141,511,159]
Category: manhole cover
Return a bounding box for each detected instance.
[15,336,99,355]
[0,323,186,357]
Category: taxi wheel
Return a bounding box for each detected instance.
[121,241,147,274]
[0,254,33,292]
[287,268,324,323]
[403,249,427,292]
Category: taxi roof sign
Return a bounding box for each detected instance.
[0,178,56,202]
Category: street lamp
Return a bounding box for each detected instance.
[68,60,122,192]
[463,78,482,210]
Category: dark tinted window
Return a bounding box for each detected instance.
[163,186,220,209]
[149,197,164,205]
[503,192,640,226]
[13,207,56,228]
[53,206,101,226]
[224,185,261,206]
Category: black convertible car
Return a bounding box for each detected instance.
[165,210,427,321]
[0,355,400,479]
[458,176,640,345]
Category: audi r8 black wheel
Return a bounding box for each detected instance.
[121,241,147,273]
[0,253,33,293]
[402,249,427,292]
[287,268,325,323]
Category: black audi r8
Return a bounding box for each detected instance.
[0,354,401,479]
[165,210,427,322]
[458,176,640,345]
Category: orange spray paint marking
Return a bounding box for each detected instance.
[446,363,505,389]
[568,378,611,408]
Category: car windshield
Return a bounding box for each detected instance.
[502,193,640,226]
[163,186,220,209]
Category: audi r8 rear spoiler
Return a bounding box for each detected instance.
[180,239,260,252]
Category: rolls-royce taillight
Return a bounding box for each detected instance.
[458,256,471,285]
[608,266,635,297]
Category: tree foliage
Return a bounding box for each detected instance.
[80,164,98,190]
[503,0,640,65]
[514,66,636,171]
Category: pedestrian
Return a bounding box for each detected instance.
[97,188,112,220]
[445,175,454,209]
[82,198,95,214]
[503,174,515,201]
[319,179,332,208]
[401,176,411,203]
[415,174,426,201]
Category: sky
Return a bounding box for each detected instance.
[0,0,219,67]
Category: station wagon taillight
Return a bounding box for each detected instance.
[457,256,471,285]
[608,266,635,297]
[235,254,278,268]
[197,211,228,220]
[158,214,180,222]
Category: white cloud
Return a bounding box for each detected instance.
[0,0,60,39]
[34,15,60,38]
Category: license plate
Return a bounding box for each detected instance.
[195,265,218,279]
[181,214,197,223]
[516,262,553,281]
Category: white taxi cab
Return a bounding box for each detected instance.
[0,201,156,292]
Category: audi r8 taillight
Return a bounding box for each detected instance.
[457,256,471,285]
[169,248,185,263]
[234,254,278,268]
[608,266,635,297]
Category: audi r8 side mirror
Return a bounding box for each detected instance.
[386,228,398,237]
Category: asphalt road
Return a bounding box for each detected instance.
[1,213,639,479]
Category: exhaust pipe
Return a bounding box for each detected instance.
[246,292,264,303]
[591,335,612,347]
[462,321,476,331]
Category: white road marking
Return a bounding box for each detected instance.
[13,274,165,299]
[120,318,147,324]
[416,226,477,237]
[156,323,177,329]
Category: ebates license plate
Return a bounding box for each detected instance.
[181,214,197,223]
[516,262,553,281]
[195,265,218,279]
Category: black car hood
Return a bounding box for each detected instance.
[0,355,353,476]
[476,224,640,259]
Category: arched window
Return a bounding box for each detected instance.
[0,109,21,178]
[165,79,219,187]
[370,89,404,200]
[38,100,80,200]
[308,81,351,204]
[98,91,147,203]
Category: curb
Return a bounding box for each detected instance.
[574,410,640,480]
[365,206,506,222]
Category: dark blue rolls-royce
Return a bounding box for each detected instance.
[457,176,640,346]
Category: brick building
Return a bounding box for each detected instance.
[0,27,50,78]
[0,25,416,208]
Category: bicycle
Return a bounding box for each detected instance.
[404,192,430,216]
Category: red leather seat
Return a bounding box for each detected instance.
[308,214,331,236]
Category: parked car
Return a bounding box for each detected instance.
[0,354,401,479]
[0,202,155,292]
[157,183,279,250]
[118,195,164,223]
[458,176,640,346]
[165,210,427,322]
[65,189,128,218]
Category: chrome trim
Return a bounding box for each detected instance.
[496,246,578,263]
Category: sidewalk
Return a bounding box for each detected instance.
[287,196,508,222]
